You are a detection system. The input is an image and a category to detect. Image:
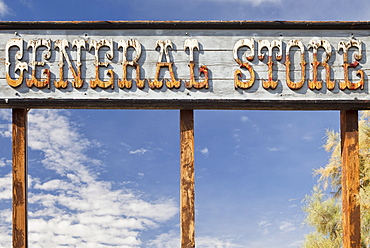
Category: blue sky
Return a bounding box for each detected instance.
[0,0,368,247]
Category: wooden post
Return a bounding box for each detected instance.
[340,110,361,248]
[180,110,195,248]
[12,109,28,248]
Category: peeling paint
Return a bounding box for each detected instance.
[233,39,255,89]
[338,40,364,90]
[89,39,114,89]
[285,39,306,90]
[184,39,208,89]
[149,40,180,89]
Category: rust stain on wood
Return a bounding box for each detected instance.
[340,110,361,248]
[13,227,25,248]
[180,110,195,248]
[13,180,24,206]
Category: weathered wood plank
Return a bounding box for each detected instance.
[1,20,370,30]
[2,99,370,110]
[12,108,28,248]
[180,110,195,248]
[0,27,369,109]
[340,110,361,248]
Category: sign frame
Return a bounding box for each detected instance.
[2,21,364,248]
[1,21,370,110]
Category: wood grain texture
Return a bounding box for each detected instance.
[12,108,28,248]
[180,110,195,248]
[340,110,361,248]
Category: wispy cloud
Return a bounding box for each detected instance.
[0,110,11,138]
[0,173,11,201]
[200,147,209,156]
[0,110,178,247]
[0,0,9,17]
[267,147,285,152]
[241,116,249,122]
[0,158,9,168]
[279,220,296,233]
[130,148,148,155]
[258,220,272,235]
[0,109,244,248]
[0,110,11,121]
[258,220,272,227]
[147,230,242,248]
[202,0,281,7]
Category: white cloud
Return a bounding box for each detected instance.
[0,158,9,168]
[202,0,280,6]
[147,230,242,248]
[130,148,148,155]
[0,208,11,245]
[303,135,313,141]
[197,236,243,247]
[258,220,272,227]
[200,147,209,156]
[241,116,249,122]
[147,230,179,247]
[252,124,260,132]
[258,220,272,235]
[0,124,11,138]
[0,110,178,247]
[267,147,286,152]
[279,221,296,233]
[0,110,11,121]
[0,173,11,201]
[0,0,9,17]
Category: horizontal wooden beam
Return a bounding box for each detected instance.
[0,20,370,30]
[1,99,370,110]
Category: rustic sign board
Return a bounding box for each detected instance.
[4,21,364,248]
[1,21,370,110]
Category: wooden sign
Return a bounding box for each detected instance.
[5,21,364,248]
[1,21,370,110]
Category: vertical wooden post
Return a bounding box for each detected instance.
[12,109,28,248]
[340,110,361,248]
[180,110,195,248]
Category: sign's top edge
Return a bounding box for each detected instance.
[0,20,370,30]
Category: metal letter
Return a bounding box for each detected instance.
[118,39,145,89]
[54,39,69,89]
[5,38,28,87]
[308,39,335,90]
[71,39,86,89]
[285,39,306,90]
[258,39,282,90]
[54,39,86,89]
[26,39,51,88]
[338,40,364,90]
[89,39,114,89]
[233,39,255,89]
[149,40,181,89]
[184,39,208,89]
